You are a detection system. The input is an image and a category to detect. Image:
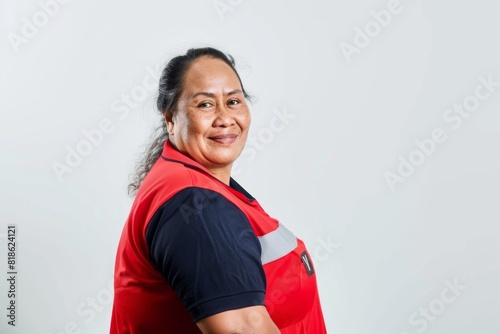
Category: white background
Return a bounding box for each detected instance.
[1,0,499,333]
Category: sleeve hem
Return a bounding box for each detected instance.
[191,291,266,323]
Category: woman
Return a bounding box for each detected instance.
[111,47,327,333]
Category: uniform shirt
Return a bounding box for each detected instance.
[111,140,327,333]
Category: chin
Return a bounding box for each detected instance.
[212,156,237,166]
[212,148,241,160]
[208,152,239,166]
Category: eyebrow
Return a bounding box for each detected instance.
[191,89,243,99]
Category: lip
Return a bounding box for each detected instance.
[208,133,238,144]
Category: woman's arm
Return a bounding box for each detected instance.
[196,305,280,334]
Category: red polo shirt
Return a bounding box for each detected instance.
[111,140,327,333]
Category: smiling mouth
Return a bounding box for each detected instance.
[209,134,238,144]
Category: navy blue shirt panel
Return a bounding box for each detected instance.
[229,177,255,201]
[146,187,266,322]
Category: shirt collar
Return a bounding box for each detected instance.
[160,139,211,174]
[160,140,255,201]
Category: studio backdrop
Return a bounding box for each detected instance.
[1,0,499,333]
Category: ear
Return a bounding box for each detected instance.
[163,111,175,136]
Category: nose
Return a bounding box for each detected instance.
[213,104,235,128]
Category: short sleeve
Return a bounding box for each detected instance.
[145,187,266,322]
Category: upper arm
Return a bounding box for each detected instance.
[196,305,280,334]
[146,187,270,324]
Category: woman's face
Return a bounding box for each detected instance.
[166,56,251,177]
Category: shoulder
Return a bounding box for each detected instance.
[141,157,195,192]
[146,186,250,238]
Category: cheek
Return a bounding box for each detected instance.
[237,110,251,132]
[176,113,209,138]
[190,116,213,137]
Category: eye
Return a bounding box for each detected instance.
[198,102,213,108]
[227,99,240,106]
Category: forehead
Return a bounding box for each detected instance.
[182,56,242,93]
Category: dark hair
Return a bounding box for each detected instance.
[128,47,250,196]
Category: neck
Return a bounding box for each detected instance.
[207,166,232,186]
[167,140,233,185]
